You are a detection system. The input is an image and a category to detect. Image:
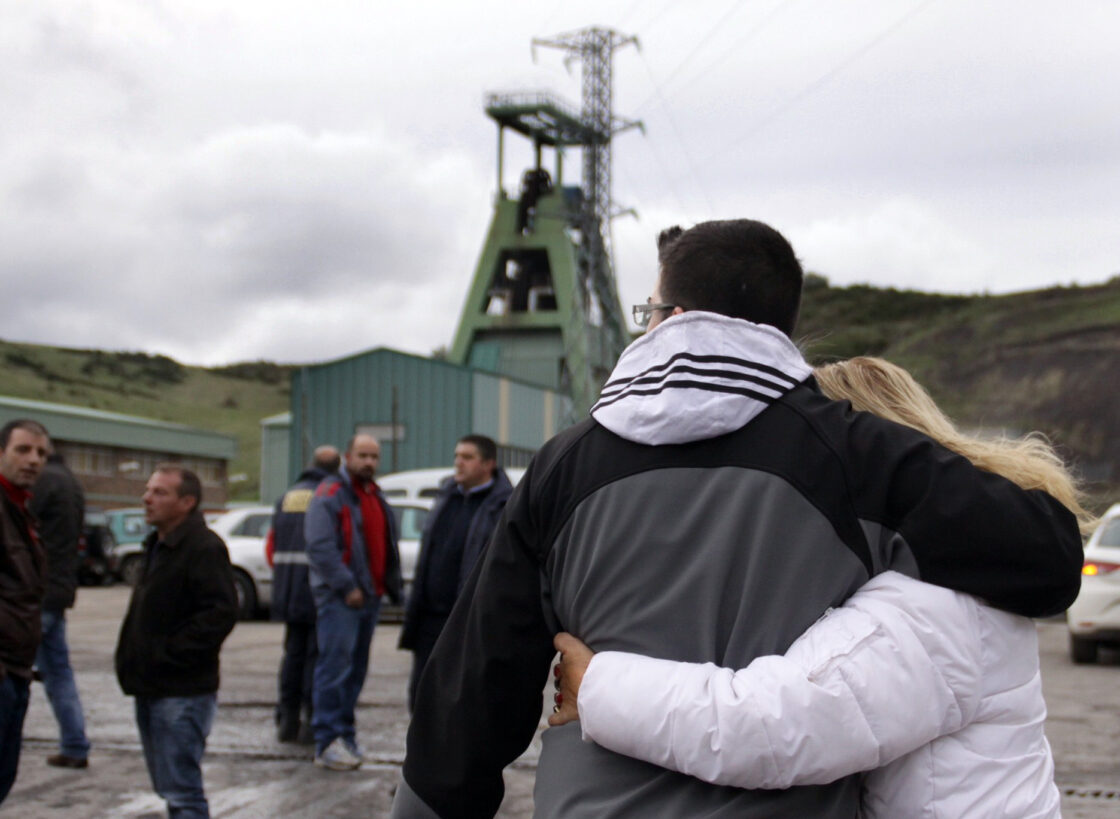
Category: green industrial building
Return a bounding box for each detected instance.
[0,395,237,508]
[260,347,568,504]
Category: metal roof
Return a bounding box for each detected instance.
[0,395,237,460]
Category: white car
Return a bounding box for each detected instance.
[388,498,433,600]
[379,466,525,500]
[209,505,275,620]
[1066,503,1120,663]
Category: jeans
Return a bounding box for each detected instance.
[0,675,31,805]
[277,621,318,719]
[135,694,216,819]
[312,595,380,754]
[36,609,91,758]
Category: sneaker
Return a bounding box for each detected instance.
[47,754,89,769]
[344,739,365,760]
[313,738,361,771]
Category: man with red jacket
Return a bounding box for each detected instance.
[0,419,50,805]
[304,434,402,771]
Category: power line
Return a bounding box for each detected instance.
[632,0,754,112]
[635,0,802,112]
[637,52,716,218]
[710,0,941,160]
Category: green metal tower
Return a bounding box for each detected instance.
[448,28,639,417]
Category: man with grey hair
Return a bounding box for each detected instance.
[115,465,238,818]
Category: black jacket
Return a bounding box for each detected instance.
[0,489,45,680]
[115,511,238,698]
[30,458,85,611]
[399,469,514,650]
[395,314,1083,818]
[268,466,331,623]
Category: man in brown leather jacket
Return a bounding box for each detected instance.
[0,419,50,805]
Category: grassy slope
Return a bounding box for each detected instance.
[0,342,290,500]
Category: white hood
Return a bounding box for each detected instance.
[590,311,812,446]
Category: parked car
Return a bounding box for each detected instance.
[389,498,432,602]
[208,505,274,620]
[1067,503,1120,663]
[78,508,117,586]
[379,468,452,500]
[379,466,525,500]
[104,507,152,586]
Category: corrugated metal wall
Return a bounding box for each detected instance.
[285,348,568,484]
[259,413,292,505]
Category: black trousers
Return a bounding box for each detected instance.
[407,613,450,713]
[277,621,318,718]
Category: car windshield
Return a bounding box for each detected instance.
[121,515,148,537]
[1096,518,1120,548]
[391,506,429,540]
[231,513,273,538]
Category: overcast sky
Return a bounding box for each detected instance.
[3,0,1118,366]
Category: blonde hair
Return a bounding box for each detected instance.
[815,357,1096,535]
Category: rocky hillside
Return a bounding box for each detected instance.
[797,275,1120,508]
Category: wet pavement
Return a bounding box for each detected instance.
[6,586,1120,818]
[7,586,538,817]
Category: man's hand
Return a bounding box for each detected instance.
[547,632,595,727]
[344,588,364,609]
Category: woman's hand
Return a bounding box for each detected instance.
[548,632,595,726]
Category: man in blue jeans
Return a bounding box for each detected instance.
[31,452,91,769]
[304,434,402,771]
[115,465,238,818]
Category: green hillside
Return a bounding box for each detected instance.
[0,342,290,501]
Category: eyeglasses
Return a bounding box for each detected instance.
[632,302,678,329]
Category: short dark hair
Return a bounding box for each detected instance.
[154,463,202,513]
[458,434,497,466]
[656,219,804,335]
[0,419,49,450]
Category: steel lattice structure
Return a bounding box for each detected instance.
[532,27,640,379]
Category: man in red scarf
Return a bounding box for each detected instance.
[0,419,50,804]
[304,434,402,771]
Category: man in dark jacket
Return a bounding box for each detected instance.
[0,419,49,805]
[304,434,402,771]
[30,452,91,769]
[115,465,238,819]
[390,220,1083,818]
[399,435,513,711]
[266,445,340,743]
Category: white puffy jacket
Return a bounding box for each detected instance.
[578,571,1060,818]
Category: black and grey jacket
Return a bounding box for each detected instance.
[393,312,1082,819]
